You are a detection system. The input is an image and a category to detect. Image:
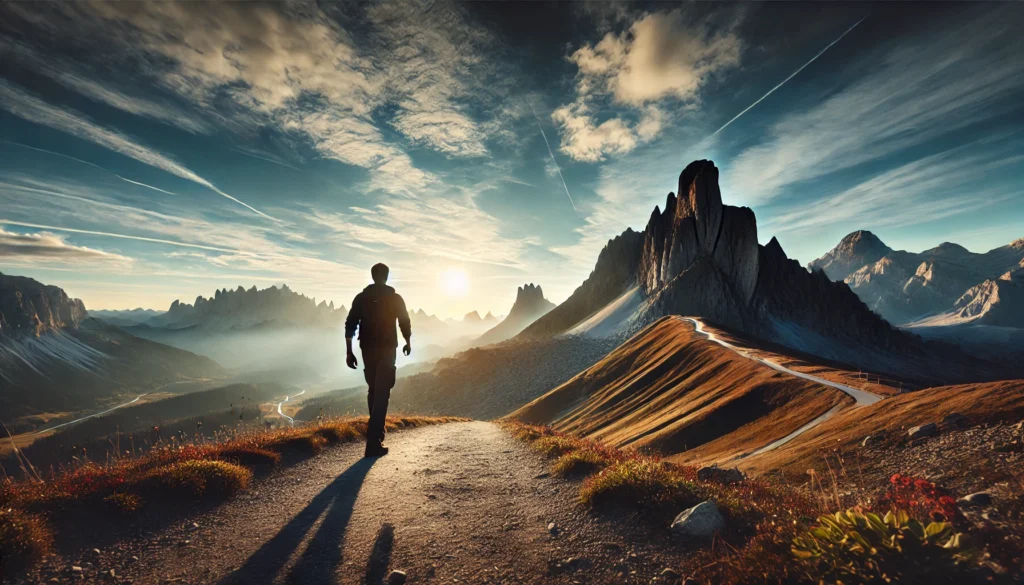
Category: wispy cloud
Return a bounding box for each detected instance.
[726,7,1024,205]
[761,145,1024,235]
[0,81,274,219]
[0,227,131,265]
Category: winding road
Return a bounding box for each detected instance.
[682,317,882,461]
[275,389,306,424]
[31,393,148,436]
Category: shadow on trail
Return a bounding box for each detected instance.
[363,523,395,585]
[218,458,376,585]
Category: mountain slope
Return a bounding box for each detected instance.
[476,284,554,346]
[0,273,223,422]
[511,316,852,462]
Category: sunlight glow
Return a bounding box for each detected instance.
[439,268,469,298]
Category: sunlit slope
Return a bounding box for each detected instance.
[739,379,1024,476]
[510,316,852,459]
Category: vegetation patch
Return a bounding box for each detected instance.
[133,460,251,503]
[503,421,1016,584]
[0,508,52,580]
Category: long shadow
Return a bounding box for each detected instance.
[219,458,376,585]
[363,523,395,585]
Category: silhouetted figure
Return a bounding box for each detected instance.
[345,263,412,457]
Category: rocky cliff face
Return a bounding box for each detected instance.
[951,280,1024,327]
[808,230,893,281]
[519,228,645,338]
[0,272,87,336]
[477,284,556,346]
[147,284,346,331]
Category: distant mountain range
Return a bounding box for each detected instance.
[809,230,1024,327]
[144,284,347,331]
[88,308,162,327]
[0,272,222,423]
[518,160,1012,383]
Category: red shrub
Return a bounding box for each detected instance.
[877,473,965,526]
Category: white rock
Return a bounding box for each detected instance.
[670,501,725,540]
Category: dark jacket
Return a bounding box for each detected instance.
[345,284,411,348]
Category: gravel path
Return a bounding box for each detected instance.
[25,422,692,585]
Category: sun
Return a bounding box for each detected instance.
[439,268,469,298]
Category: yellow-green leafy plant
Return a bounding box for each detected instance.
[791,509,979,584]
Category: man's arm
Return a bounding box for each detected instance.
[396,293,412,356]
[344,294,362,369]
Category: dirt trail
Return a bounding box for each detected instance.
[29,422,688,585]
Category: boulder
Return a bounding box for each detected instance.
[861,434,880,447]
[670,500,725,540]
[960,492,992,507]
[908,423,938,440]
[386,570,407,585]
[696,466,744,484]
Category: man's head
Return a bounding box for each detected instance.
[371,263,390,284]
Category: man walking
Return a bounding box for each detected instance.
[345,263,412,457]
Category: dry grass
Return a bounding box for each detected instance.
[0,508,52,579]
[0,415,465,580]
[504,421,1014,584]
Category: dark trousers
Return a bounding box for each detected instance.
[361,345,397,446]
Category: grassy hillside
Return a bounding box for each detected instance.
[510,316,851,464]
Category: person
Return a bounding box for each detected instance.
[345,263,412,457]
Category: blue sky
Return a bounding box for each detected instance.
[1,1,1022,317]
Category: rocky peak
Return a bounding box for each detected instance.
[0,272,87,336]
[509,283,555,319]
[463,311,482,322]
[808,230,892,281]
[638,160,759,304]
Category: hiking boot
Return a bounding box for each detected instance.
[364,443,389,458]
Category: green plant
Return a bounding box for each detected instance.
[552,448,615,477]
[791,509,975,584]
[579,457,701,515]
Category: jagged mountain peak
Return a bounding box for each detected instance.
[463,310,482,322]
[807,229,893,281]
[150,284,346,331]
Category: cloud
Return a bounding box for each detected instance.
[761,145,1024,236]
[726,7,1024,205]
[554,10,740,161]
[0,81,274,219]
[0,227,131,265]
[32,1,499,195]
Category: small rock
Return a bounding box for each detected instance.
[534,472,550,479]
[696,466,744,484]
[961,492,993,507]
[943,413,968,428]
[92,548,102,556]
[861,434,880,447]
[908,423,938,439]
[386,570,407,585]
[548,522,558,534]
[671,501,725,540]
[190,522,200,530]
[70,566,83,574]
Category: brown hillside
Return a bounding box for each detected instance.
[740,378,1024,477]
[509,316,852,462]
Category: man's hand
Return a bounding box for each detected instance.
[346,351,358,369]
[402,342,411,356]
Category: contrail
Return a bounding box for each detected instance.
[231,148,303,173]
[527,101,579,216]
[710,17,866,137]
[0,219,239,254]
[2,140,179,196]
